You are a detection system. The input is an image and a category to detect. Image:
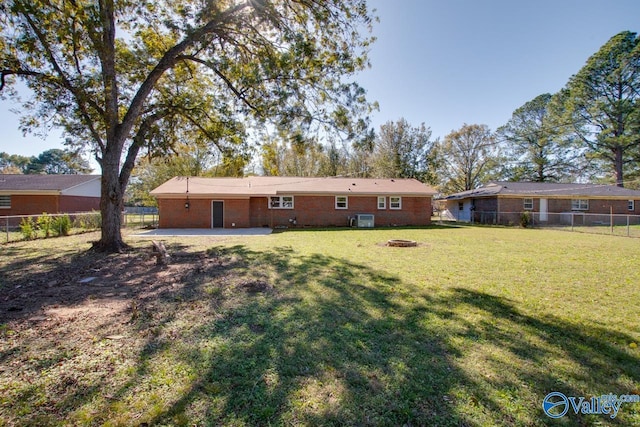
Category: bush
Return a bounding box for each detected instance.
[52,215,71,236]
[520,211,531,228]
[73,211,101,231]
[19,217,37,240]
[37,213,53,238]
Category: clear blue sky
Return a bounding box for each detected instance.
[1,0,640,160]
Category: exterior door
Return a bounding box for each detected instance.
[540,198,548,222]
[212,201,224,228]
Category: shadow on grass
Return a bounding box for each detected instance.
[2,243,639,426]
[120,246,640,425]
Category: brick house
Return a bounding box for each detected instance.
[444,181,640,225]
[0,175,101,222]
[150,176,436,229]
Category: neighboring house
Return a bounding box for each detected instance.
[0,174,101,221]
[444,181,640,225]
[150,176,436,229]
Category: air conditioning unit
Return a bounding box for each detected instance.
[356,214,374,228]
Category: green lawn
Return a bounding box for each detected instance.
[1,226,639,426]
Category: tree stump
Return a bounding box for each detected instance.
[151,240,170,266]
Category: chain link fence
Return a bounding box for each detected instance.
[441,210,640,238]
[1,209,158,244]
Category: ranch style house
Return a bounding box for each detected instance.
[0,174,101,223]
[444,181,640,225]
[150,176,436,229]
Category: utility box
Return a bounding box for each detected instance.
[356,214,374,228]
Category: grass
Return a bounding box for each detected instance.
[0,226,639,426]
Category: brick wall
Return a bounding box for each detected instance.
[0,194,59,216]
[495,197,639,215]
[158,195,432,228]
[59,196,100,213]
[157,198,253,228]
[469,196,640,224]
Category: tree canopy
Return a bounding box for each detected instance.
[497,93,580,182]
[437,124,501,193]
[0,0,376,251]
[558,31,640,187]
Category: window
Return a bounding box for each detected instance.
[390,196,402,210]
[523,198,533,210]
[270,195,294,209]
[458,202,464,211]
[335,196,348,209]
[571,199,588,211]
[629,200,635,211]
[0,195,10,209]
[377,196,386,209]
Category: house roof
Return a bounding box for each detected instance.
[150,176,436,198]
[445,181,640,200]
[0,174,101,194]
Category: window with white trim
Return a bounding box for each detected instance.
[270,195,294,209]
[0,195,10,209]
[377,196,386,209]
[523,198,533,210]
[571,199,588,211]
[390,196,402,210]
[628,200,635,211]
[335,196,348,209]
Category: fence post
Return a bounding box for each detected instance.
[610,206,614,235]
[571,213,574,232]
[5,217,8,243]
[627,215,630,237]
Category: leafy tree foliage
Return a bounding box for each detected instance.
[497,93,580,182]
[0,149,91,174]
[558,31,640,187]
[0,0,376,251]
[370,118,439,183]
[25,148,92,174]
[437,124,501,193]
[0,152,31,173]
[127,142,249,206]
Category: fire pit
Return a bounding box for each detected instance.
[386,239,417,247]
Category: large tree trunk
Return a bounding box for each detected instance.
[94,145,127,252]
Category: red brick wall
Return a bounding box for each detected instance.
[250,195,431,228]
[469,196,640,224]
[0,194,59,216]
[495,197,639,215]
[59,196,100,213]
[157,198,253,228]
[158,195,432,228]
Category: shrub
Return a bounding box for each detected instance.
[520,211,531,228]
[52,215,71,236]
[37,213,53,238]
[74,211,101,231]
[19,217,37,240]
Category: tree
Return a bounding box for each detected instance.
[127,142,245,206]
[0,0,376,251]
[25,148,92,174]
[437,124,500,193]
[370,118,438,183]
[0,152,32,173]
[497,93,579,182]
[559,31,640,187]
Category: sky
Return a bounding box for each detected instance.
[1,0,640,162]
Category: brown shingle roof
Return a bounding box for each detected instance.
[0,174,100,193]
[151,176,436,197]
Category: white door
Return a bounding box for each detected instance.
[540,198,548,222]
